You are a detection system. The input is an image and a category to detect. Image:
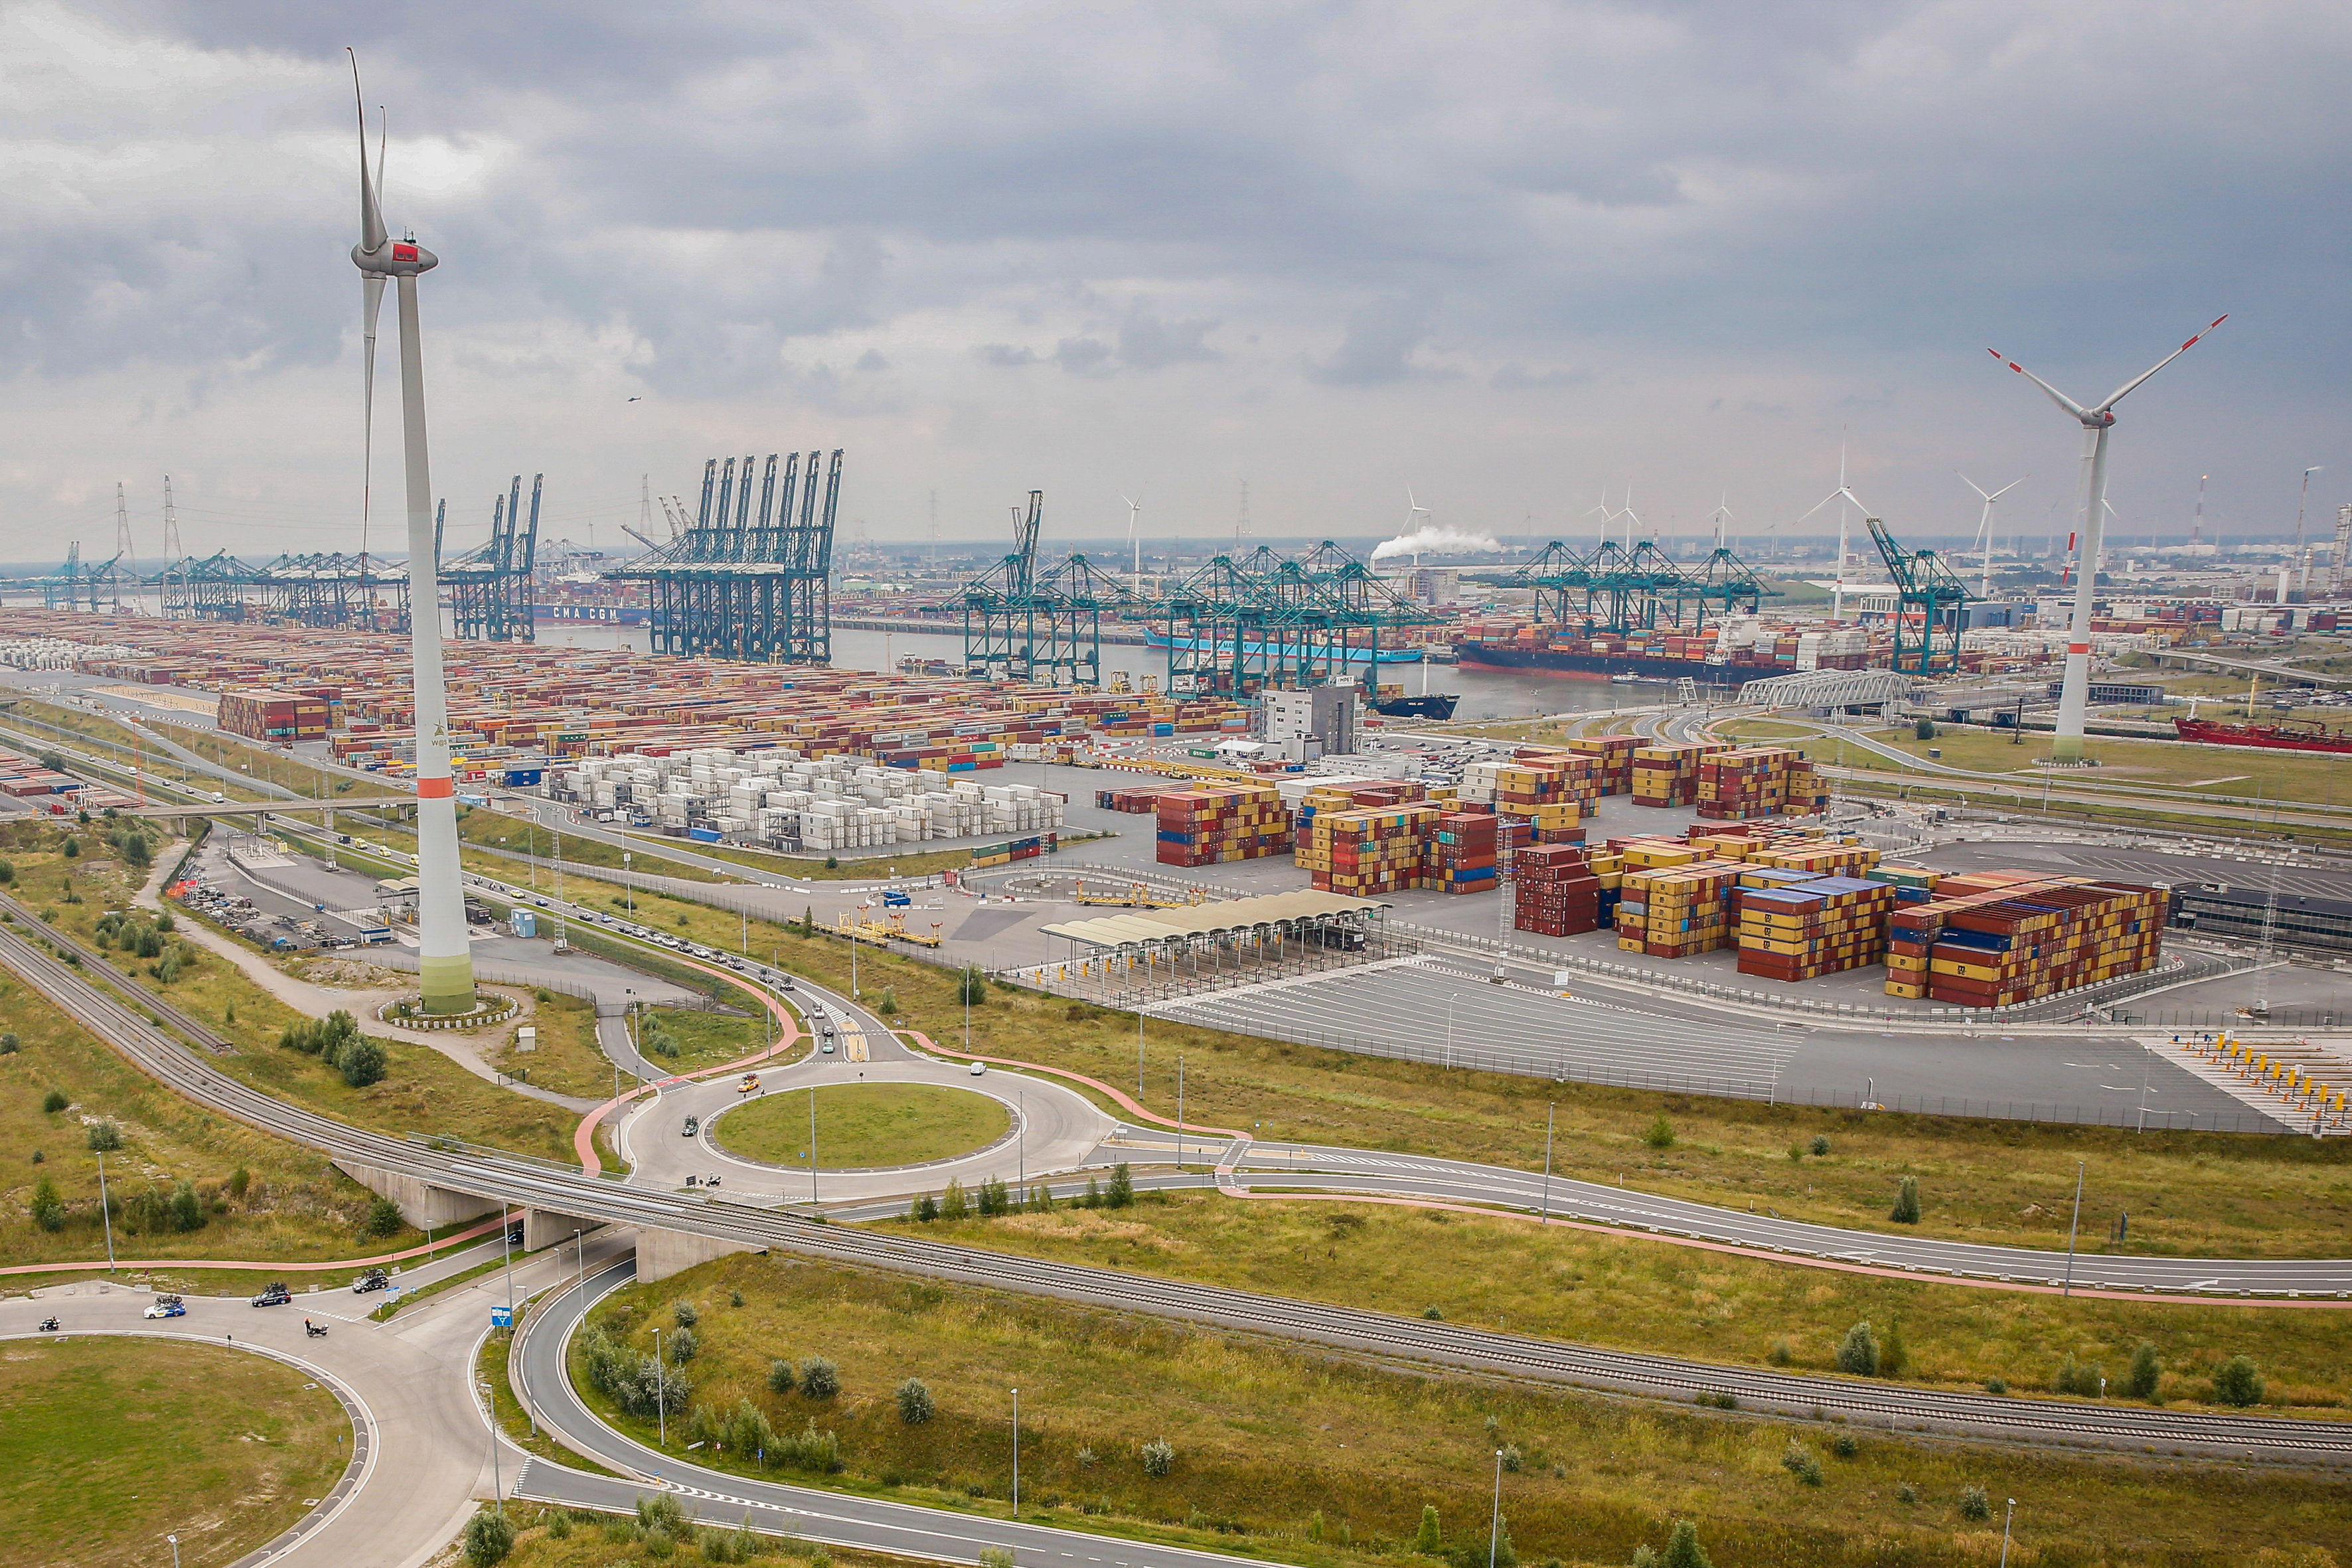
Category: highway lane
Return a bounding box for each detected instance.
[9,882,2350,1468]
[512,1260,1301,1568]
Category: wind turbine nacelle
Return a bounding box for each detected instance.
[2081,409,2116,430]
[353,240,438,277]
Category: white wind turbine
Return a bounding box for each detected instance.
[1119,493,1144,582]
[1795,443,1874,619]
[1710,493,1733,550]
[1990,314,2227,763]
[349,51,474,1015]
[1957,473,2024,595]
[1403,487,1432,566]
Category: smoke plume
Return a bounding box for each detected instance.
[1370,525,1502,562]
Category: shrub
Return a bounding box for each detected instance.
[775,1420,842,1472]
[1422,1304,1445,1320]
[546,1512,572,1539]
[1896,1483,1919,1504]
[1695,1390,1737,1410]
[31,1174,64,1231]
[1835,1320,1879,1377]
[226,1166,250,1200]
[940,1180,969,1221]
[977,1176,1010,1216]
[358,1196,404,1239]
[0,1032,17,1052]
[1660,1520,1712,1568]
[0,859,13,884]
[730,1289,744,1308]
[1888,1175,1921,1225]
[1830,1433,1858,1458]
[461,1507,516,1565]
[40,1089,68,1114]
[1413,1505,1443,1555]
[897,1377,935,1425]
[578,1327,693,1420]
[86,1119,121,1152]
[2054,1356,2102,1397]
[957,965,987,1005]
[914,1194,939,1222]
[767,1360,797,1395]
[637,1494,688,1534]
[1879,1316,1909,1378]
[1500,1443,1524,1472]
[1767,1339,1793,1366]
[673,1299,700,1329]
[2125,1341,2162,1401]
[980,1550,1015,1568]
[2212,1355,2265,1407]
[876,989,898,1016]
[1915,717,1937,741]
[1808,1135,1831,1156]
[167,1179,205,1233]
[1984,1377,2008,1395]
[667,1327,698,1364]
[1959,1484,1992,1522]
[339,1038,388,1088]
[799,1356,839,1399]
[1641,1115,1674,1149]
[1107,1162,1134,1208]
[1780,1441,1823,1486]
[726,1397,777,1462]
[1141,1437,1175,1476]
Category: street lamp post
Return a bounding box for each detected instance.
[96,1148,116,1273]
[168,1535,179,1568]
[1011,1387,1022,1513]
[2061,1160,2086,1296]
[653,1329,667,1446]
[479,1377,503,1512]
[622,850,632,915]
[1540,1104,1553,1226]
[1999,1498,2017,1568]
[1488,1448,1504,1568]
[1446,994,1460,1069]
[1176,1055,1186,1172]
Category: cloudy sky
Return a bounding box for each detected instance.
[2,0,2345,565]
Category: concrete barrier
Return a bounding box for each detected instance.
[635,1227,761,1283]
[332,1158,503,1231]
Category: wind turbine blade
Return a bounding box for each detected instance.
[1956,471,1991,501]
[2094,315,2229,412]
[360,274,384,550]
[349,50,388,256]
[1794,487,1846,523]
[1988,477,2024,501]
[1988,348,2090,420]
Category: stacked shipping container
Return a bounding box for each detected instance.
[1427,811,1498,894]
[1512,842,1607,935]
[1695,747,1826,821]
[1310,803,1441,895]
[1887,877,2165,1006]
[1735,875,1899,981]
[1630,743,1723,807]
[1156,784,1293,868]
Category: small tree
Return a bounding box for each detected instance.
[40,1089,68,1114]
[1413,1505,1443,1556]
[800,1356,839,1399]
[1915,718,1937,741]
[2124,1341,2162,1401]
[1140,1437,1175,1476]
[674,1299,700,1328]
[461,1507,516,1566]
[86,1119,121,1152]
[1836,1320,1879,1376]
[167,1179,205,1233]
[1879,1316,1910,1378]
[1959,1484,1992,1522]
[2211,1355,2264,1407]
[358,1196,404,1239]
[941,1179,969,1220]
[1780,1441,1823,1486]
[1660,1519,1713,1568]
[31,1174,64,1231]
[61,836,78,860]
[0,1032,17,1053]
[876,988,899,1016]
[957,964,987,1005]
[980,1550,1015,1568]
[339,1038,388,1089]
[896,1377,935,1424]
[668,1328,699,1364]
[1808,1135,1831,1156]
[1642,1115,1675,1149]
[1107,1162,1134,1208]
[1888,1175,1921,1225]
[226,1166,250,1200]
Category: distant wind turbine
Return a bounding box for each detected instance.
[1990,313,2226,762]
[1796,441,1875,619]
[349,49,474,1015]
[1957,473,2024,595]
[1119,493,1143,581]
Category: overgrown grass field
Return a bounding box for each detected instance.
[711,1083,1009,1169]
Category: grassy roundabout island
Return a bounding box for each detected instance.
[0,1338,349,1568]
[712,1083,1012,1170]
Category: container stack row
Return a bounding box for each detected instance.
[1156,783,1293,868]
[1427,811,1498,895]
[1888,876,2165,1006]
[1309,803,1443,895]
[1512,843,1609,935]
[1735,874,1899,981]
[1630,743,1725,807]
[1695,747,1827,822]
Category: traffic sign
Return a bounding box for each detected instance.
[490,1305,513,1328]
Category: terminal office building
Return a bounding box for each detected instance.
[2168,886,2352,956]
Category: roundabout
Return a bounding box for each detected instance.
[708,1081,1013,1170]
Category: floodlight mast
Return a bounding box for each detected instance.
[350,50,475,1014]
[1990,315,2225,764]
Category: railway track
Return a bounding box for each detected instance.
[8,911,2348,1467]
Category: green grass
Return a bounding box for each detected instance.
[572,1251,2352,1568]
[886,1192,2352,1411]
[0,1337,349,1568]
[1,835,579,1167]
[489,991,617,1100]
[548,868,2352,1261]
[712,1084,1010,1170]
[1860,726,2352,810]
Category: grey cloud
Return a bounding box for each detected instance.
[1490,364,1592,391]
[1115,309,1219,371]
[974,343,1038,366]
[1310,293,1445,386]
[1052,337,1114,376]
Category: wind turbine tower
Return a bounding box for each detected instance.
[1958,473,2023,595]
[349,54,475,1014]
[1120,493,1143,581]
[1990,315,2225,764]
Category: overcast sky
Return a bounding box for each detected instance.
[2,0,2345,565]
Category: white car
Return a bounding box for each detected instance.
[969,1061,987,1077]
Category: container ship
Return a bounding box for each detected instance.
[1145,629,1422,665]
[2172,717,2352,754]
[1458,623,1874,686]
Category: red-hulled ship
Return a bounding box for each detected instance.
[2173,717,2352,754]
